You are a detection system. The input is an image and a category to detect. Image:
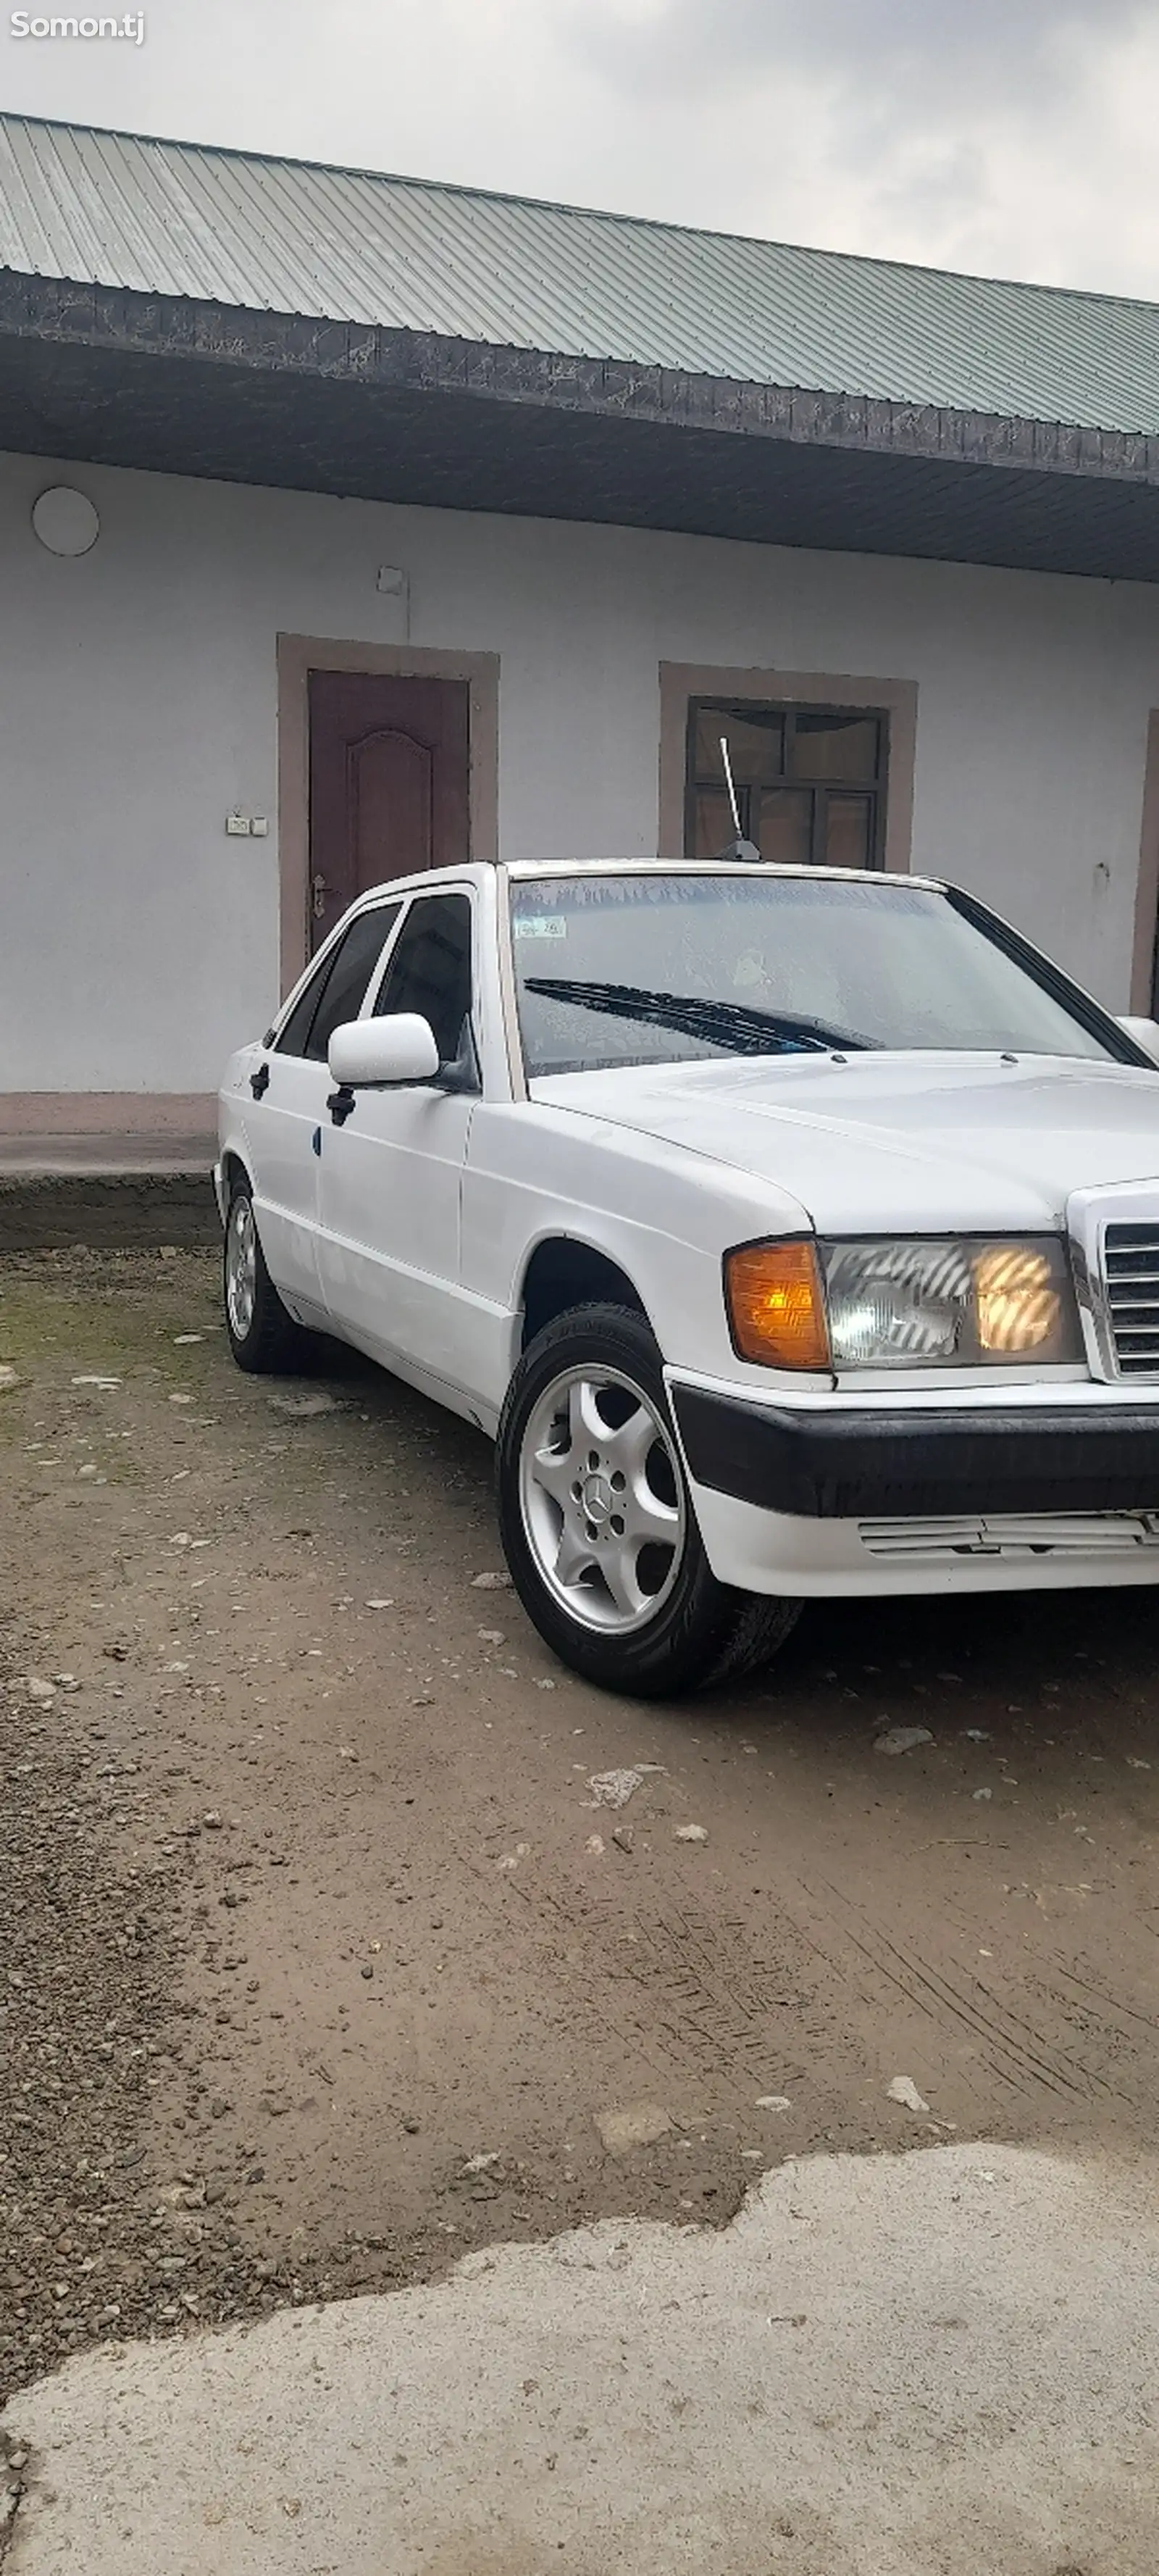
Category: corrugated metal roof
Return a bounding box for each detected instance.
[3,112,1159,435]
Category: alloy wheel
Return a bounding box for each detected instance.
[225,1195,257,1341]
[518,1364,686,1633]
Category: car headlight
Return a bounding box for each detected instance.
[724,1236,1079,1370]
[823,1238,1079,1367]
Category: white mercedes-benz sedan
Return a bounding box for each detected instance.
[216,859,1159,1698]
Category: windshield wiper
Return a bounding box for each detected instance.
[522,978,871,1056]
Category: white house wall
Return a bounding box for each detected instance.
[2,445,1159,1097]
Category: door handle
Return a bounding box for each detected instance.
[311,874,328,921]
[327,1085,356,1126]
[250,1061,270,1099]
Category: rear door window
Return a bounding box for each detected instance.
[276,904,401,1062]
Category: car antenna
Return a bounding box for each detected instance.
[716,733,762,863]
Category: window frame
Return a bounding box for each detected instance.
[684,695,890,871]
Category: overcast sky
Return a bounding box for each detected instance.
[4,0,1159,297]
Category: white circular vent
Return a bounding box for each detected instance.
[31,487,101,557]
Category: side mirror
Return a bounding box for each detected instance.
[327,1014,440,1088]
[1117,1014,1159,1067]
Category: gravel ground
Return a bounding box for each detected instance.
[4,1246,1159,2418]
[0,1636,375,2404]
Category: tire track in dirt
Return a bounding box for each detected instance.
[501,1874,820,2091]
[770,1862,1141,2112]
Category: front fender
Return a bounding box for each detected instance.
[462,1100,818,1396]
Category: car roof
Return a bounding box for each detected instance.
[351,857,945,907]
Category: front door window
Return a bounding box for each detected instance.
[372,892,474,1068]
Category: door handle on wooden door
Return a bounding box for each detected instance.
[311,875,328,920]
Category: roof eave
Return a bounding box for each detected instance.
[3,269,1159,580]
[4,267,1156,484]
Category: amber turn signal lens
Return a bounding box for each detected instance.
[974,1246,1060,1353]
[725,1241,831,1370]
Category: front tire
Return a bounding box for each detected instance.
[496,1302,798,1697]
[223,1176,311,1375]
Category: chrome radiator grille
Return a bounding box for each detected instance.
[1105,1222,1159,1376]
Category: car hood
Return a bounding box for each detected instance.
[531,1051,1159,1232]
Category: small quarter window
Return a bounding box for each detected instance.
[275,954,332,1060]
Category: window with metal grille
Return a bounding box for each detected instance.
[685,699,888,870]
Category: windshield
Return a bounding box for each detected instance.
[509,874,1121,1078]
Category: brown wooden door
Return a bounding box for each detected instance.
[307,672,470,950]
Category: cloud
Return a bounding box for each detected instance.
[564,0,1159,293]
[573,0,1148,114]
[1,0,1158,299]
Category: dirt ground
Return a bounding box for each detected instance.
[2,1246,1159,2406]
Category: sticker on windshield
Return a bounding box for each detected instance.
[514,915,567,940]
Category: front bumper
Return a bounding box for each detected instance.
[668,1379,1159,1597]
[671,1384,1159,1520]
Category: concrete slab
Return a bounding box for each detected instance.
[0,1133,216,1178]
[4,2141,1158,2575]
[0,1095,214,1144]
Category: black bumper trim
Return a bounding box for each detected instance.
[671,1385,1159,1520]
